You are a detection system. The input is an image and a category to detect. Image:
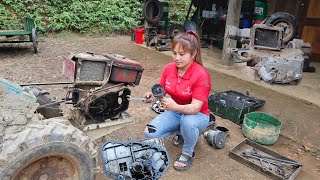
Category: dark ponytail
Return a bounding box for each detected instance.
[172,30,203,66]
[187,30,203,66]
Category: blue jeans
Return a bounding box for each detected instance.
[145,110,209,155]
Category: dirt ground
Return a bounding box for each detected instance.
[0,34,319,179]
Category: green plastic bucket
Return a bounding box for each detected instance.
[242,112,281,145]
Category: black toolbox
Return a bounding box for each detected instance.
[208,91,265,124]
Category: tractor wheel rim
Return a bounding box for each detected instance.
[273,20,294,41]
[13,155,80,180]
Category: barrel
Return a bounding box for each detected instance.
[135,28,144,44]
[241,18,251,28]
[254,1,268,21]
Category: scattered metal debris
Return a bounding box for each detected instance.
[227,22,311,84]
[229,139,303,179]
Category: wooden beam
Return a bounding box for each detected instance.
[301,18,320,26]
[222,0,243,66]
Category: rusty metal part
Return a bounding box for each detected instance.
[287,39,311,55]
[102,53,144,85]
[15,156,79,180]
[229,139,303,180]
[155,35,172,52]
[227,25,251,40]
[83,86,131,122]
[204,128,229,149]
[151,100,165,114]
[241,152,295,178]
[226,24,306,84]
[265,12,297,45]
[127,95,147,101]
[250,24,283,51]
[66,82,132,124]
[244,152,302,166]
[101,138,170,180]
[64,52,113,86]
[37,98,71,109]
[19,82,73,86]
[151,84,165,99]
[230,48,253,63]
[64,52,144,124]
[257,56,303,84]
[1,50,146,180]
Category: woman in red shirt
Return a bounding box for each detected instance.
[144,31,211,171]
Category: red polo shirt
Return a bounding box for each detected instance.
[159,61,211,115]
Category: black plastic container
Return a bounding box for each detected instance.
[208,90,265,124]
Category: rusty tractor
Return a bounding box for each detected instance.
[0,52,146,179]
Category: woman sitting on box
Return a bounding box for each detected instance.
[143,30,212,171]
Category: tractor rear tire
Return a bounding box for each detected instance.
[168,24,185,38]
[0,118,98,180]
[143,0,163,23]
[265,12,297,45]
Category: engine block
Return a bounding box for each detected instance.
[101,138,170,180]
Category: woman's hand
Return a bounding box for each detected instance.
[143,92,154,103]
[160,97,177,110]
[161,97,204,114]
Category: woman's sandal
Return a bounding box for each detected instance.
[173,153,195,171]
[172,134,184,147]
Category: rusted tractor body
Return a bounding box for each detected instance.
[62,53,143,139]
[0,52,145,179]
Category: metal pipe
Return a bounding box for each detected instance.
[19,82,73,86]
[37,98,73,109]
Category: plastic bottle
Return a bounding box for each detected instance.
[212,4,217,19]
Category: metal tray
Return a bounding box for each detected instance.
[229,139,302,180]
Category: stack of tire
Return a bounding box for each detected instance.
[143,0,185,38]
